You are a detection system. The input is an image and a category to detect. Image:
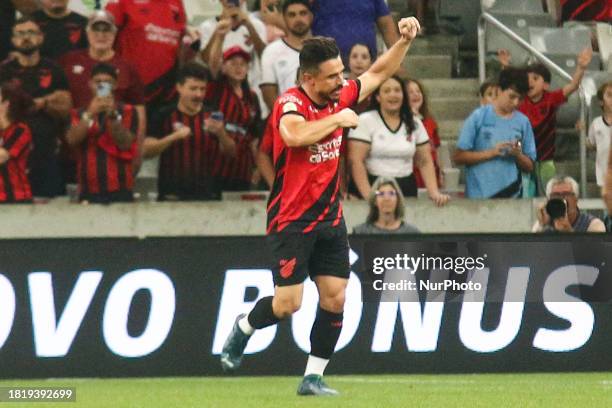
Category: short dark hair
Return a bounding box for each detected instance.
[282,0,311,14]
[91,62,118,80]
[176,62,211,84]
[498,67,529,96]
[300,36,340,74]
[0,81,34,122]
[13,16,40,31]
[479,80,498,97]
[596,81,612,102]
[526,63,551,83]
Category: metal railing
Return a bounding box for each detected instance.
[478,12,588,197]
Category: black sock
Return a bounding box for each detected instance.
[310,307,344,360]
[247,296,281,329]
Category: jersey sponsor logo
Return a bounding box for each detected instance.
[278,94,303,106]
[308,135,342,164]
[282,101,298,114]
[279,258,297,279]
[144,23,181,46]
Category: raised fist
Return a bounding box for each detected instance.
[398,17,421,42]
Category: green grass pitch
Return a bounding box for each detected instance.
[1,373,611,407]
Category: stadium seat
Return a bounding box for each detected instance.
[543,54,602,78]
[485,13,555,66]
[528,26,592,55]
[595,23,612,70]
[481,0,544,14]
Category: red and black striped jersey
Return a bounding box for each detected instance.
[148,104,220,200]
[518,89,566,161]
[0,122,32,202]
[205,77,262,186]
[70,104,139,200]
[267,80,361,234]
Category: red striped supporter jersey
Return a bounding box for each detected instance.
[0,122,32,202]
[267,79,361,234]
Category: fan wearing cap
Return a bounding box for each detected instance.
[32,0,88,60]
[205,44,263,192]
[59,10,146,180]
[199,0,268,117]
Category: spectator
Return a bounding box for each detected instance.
[33,0,88,60]
[105,0,187,113]
[260,0,313,112]
[407,78,441,189]
[0,16,72,199]
[605,147,612,214]
[532,175,606,232]
[453,67,536,199]
[408,0,438,36]
[1,1,39,63]
[559,0,610,22]
[143,63,236,201]
[0,82,34,203]
[60,11,144,111]
[310,0,399,62]
[347,43,374,114]
[68,0,103,16]
[59,10,145,177]
[65,62,139,203]
[252,0,286,42]
[353,177,420,234]
[499,48,592,194]
[200,0,267,116]
[479,79,498,106]
[348,75,448,205]
[206,46,263,192]
[587,81,612,193]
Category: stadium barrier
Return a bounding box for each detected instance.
[0,234,610,378]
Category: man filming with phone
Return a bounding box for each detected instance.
[66,62,140,203]
[532,175,606,233]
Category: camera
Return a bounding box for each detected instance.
[545,198,567,220]
[227,0,240,6]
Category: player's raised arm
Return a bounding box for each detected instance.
[279,108,358,147]
[358,17,420,103]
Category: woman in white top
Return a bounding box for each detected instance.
[348,76,449,206]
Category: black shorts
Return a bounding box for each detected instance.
[267,222,350,287]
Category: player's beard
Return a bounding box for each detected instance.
[321,84,342,103]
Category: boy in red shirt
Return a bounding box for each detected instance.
[517,47,592,195]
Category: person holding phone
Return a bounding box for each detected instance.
[65,62,139,203]
[532,175,606,232]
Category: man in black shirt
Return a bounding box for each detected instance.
[0,0,39,62]
[0,16,72,198]
[33,0,88,60]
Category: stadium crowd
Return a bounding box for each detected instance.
[0,0,609,231]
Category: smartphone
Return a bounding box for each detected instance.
[96,82,112,98]
[211,111,224,121]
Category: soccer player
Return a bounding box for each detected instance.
[220,17,421,396]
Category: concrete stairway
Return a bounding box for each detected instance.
[398,33,599,197]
